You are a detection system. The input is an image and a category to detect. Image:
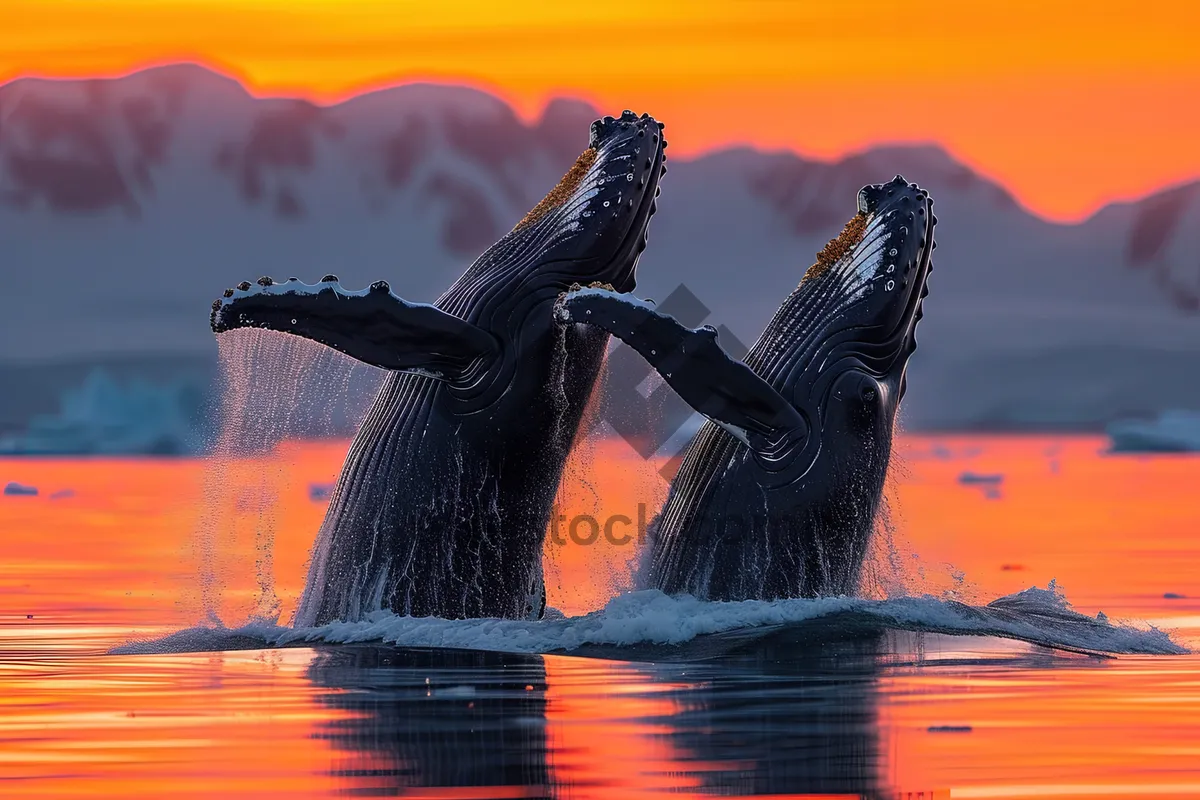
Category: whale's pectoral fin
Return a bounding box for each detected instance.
[211,277,498,380]
[555,287,807,448]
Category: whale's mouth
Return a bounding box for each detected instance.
[857,175,935,370]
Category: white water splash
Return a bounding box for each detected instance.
[117,582,1186,658]
[188,330,381,627]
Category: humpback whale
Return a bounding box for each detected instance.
[211,111,667,623]
[555,176,935,601]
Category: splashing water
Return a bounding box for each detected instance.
[117,583,1188,658]
[189,331,381,627]
[544,349,668,616]
[857,420,976,603]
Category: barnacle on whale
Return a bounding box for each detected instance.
[515,147,598,230]
[803,211,868,283]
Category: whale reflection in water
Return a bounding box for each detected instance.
[307,648,549,794]
[304,629,887,796]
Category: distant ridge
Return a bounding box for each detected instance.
[5,63,1197,227]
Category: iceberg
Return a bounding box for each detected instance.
[0,369,204,456]
[1107,410,1200,453]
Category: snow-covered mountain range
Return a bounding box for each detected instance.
[3,64,1199,430]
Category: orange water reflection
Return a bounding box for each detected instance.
[0,435,1198,797]
[0,647,351,798]
[2,435,1197,631]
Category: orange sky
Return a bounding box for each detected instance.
[4,0,1200,220]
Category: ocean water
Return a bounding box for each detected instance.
[2,434,1199,797]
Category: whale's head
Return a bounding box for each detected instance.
[755,177,934,509]
[784,174,934,431]
[478,110,666,295]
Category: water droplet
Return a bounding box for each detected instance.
[626,173,634,182]
[885,279,895,291]
[889,248,898,256]
[603,201,610,207]
[291,319,297,324]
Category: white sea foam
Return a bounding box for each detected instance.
[114,582,1186,657]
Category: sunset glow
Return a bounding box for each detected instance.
[4,0,1199,220]
[5,7,1200,792]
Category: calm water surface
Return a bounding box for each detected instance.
[1,435,1198,798]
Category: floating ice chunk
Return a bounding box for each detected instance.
[958,471,1004,485]
[3,482,38,496]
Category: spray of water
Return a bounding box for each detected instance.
[858,421,978,602]
[544,340,670,615]
[188,330,381,627]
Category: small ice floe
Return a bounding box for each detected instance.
[49,489,75,500]
[1164,592,1188,600]
[927,725,973,734]
[309,483,334,501]
[3,482,38,496]
[958,471,1004,486]
[959,471,1005,499]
